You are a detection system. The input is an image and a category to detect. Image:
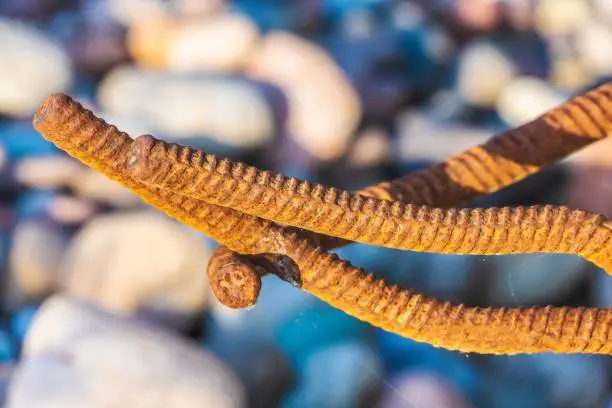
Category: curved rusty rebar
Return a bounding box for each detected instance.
[124,88,612,271]
[32,89,612,355]
[207,83,612,308]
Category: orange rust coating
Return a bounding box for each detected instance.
[32,94,281,255]
[32,92,612,355]
[208,83,612,288]
[207,246,263,309]
[127,138,612,272]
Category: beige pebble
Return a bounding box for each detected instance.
[6,295,245,408]
[0,19,72,117]
[108,0,225,26]
[246,31,362,160]
[535,0,592,36]
[61,212,211,316]
[397,110,492,162]
[14,156,83,189]
[550,57,594,91]
[4,220,67,309]
[496,76,566,127]
[456,41,517,108]
[98,66,274,147]
[380,372,473,408]
[69,168,141,207]
[348,127,390,167]
[128,13,259,73]
[47,195,98,226]
[593,0,612,24]
[575,22,612,77]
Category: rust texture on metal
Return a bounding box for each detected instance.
[32,84,612,355]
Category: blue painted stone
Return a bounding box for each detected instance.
[334,243,429,283]
[375,330,480,400]
[0,330,15,361]
[15,190,56,220]
[0,123,58,159]
[480,372,547,408]
[489,354,609,408]
[281,340,381,408]
[424,254,477,300]
[396,23,453,95]
[323,0,386,17]
[205,277,317,361]
[233,1,317,31]
[10,304,39,345]
[275,304,366,371]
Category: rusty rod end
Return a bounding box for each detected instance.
[207,247,262,309]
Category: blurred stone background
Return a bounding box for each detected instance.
[0,0,610,407]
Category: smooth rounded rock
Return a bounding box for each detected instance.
[10,305,38,345]
[276,305,366,371]
[14,156,83,189]
[98,66,275,148]
[6,295,246,408]
[379,372,474,408]
[281,341,381,408]
[0,19,72,117]
[14,191,55,221]
[108,0,224,26]
[348,127,390,167]
[496,77,566,127]
[5,220,67,309]
[207,277,315,354]
[486,254,588,306]
[246,31,362,160]
[61,212,212,316]
[0,122,58,158]
[397,110,492,163]
[69,168,141,207]
[375,331,480,399]
[46,195,98,226]
[128,13,260,73]
[575,22,612,78]
[489,354,608,408]
[593,0,612,25]
[535,0,592,36]
[456,41,517,108]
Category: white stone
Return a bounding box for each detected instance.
[61,212,212,316]
[108,0,224,26]
[98,66,274,148]
[593,0,612,25]
[246,31,362,160]
[0,19,72,117]
[47,195,98,226]
[575,22,612,77]
[348,127,390,167]
[14,156,83,189]
[496,76,566,127]
[535,0,592,36]
[128,13,259,73]
[169,13,259,72]
[397,110,492,162]
[283,341,381,408]
[380,372,473,408]
[97,65,155,119]
[4,220,67,308]
[6,295,245,408]
[69,168,141,207]
[456,41,517,108]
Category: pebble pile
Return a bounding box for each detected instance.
[0,1,610,407]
